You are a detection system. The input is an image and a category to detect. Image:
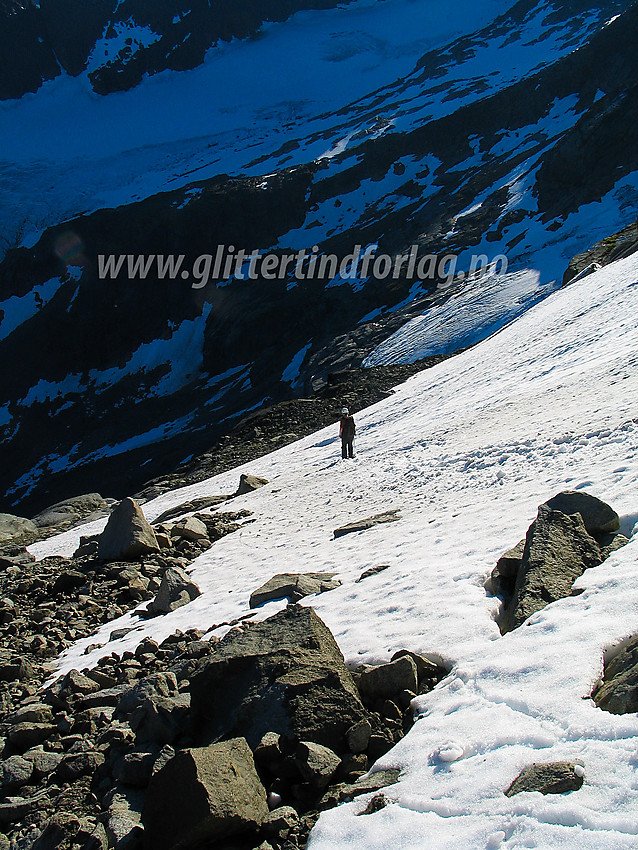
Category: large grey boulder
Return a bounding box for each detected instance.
[543,491,620,535]
[249,572,341,608]
[142,739,269,850]
[0,514,38,548]
[189,605,370,752]
[169,516,209,542]
[31,493,108,530]
[294,742,341,789]
[505,762,584,796]
[593,635,638,714]
[98,498,159,562]
[500,505,602,633]
[145,566,201,617]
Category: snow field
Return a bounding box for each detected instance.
[31,253,638,847]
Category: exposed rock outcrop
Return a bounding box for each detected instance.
[494,493,628,633]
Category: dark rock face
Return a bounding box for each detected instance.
[141,739,269,850]
[593,636,638,714]
[4,4,638,517]
[0,0,353,100]
[505,762,584,796]
[189,605,369,751]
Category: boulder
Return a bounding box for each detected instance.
[346,720,372,754]
[0,756,33,792]
[8,722,57,750]
[31,493,108,530]
[500,505,602,633]
[106,786,144,850]
[249,573,341,608]
[0,514,38,548]
[543,491,620,536]
[142,739,269,850]
[334,510,401,539]
[189,605,370,752]
[294,742,341,789]
[236,474,269,496]
[98,498,159,562]
[145,566,200,617]
[356,565,390,583]
[358,656,418,702]
[505,762,584,796]
[593,635,638,714]
[117,673,179,716]
[170,516,209,542]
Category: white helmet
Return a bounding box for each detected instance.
[341,407,349,414]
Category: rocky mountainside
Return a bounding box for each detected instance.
[2,0,638,517]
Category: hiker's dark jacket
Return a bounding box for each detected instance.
[339,415,356,440]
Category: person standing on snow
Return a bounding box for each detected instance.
[339,407,356,459]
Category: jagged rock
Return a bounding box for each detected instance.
[23,749,63,779]
[357,656,418,702]
[8,722,57,750]
[56,750,105,782]
[190,605,370,751]
[31,494,108,530]
[390,650,444,688]
[129,693,191,746]
[0,657,34,682]
[145,566,200,616]
[236,474,269,496]
[0,788,50,824]
[98,498,159,562]
[142,738,269,850]
[593,635,638,714]
[319,768,401,810]
[106,786,144,850]
[114,751,157,787]
[500,505,602,633]
[249,572,341,608]
[51,570,86,595]
[346,720,372,754]
[11,703,53,724]
[0,550,35,569]
[333,510,401,539]
[262,806,299,838]
[489,540,526,597]
[73,540,99,559]
[0,514,38,548]
[600,533,630,560]
[30,813,102,850]
[294,742,341,789]
[153,497,229,525]
[505,762,584,796]
[356,565,390,582]
[0,756,33,792]
[117,673,179,716]
[543,491,620,535]
[169,516,209,542]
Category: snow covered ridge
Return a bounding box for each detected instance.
[26,254,638,847]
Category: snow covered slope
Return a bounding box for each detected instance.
[32,252,638,847]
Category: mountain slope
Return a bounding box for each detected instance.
[2,0,638,515]
[32,251,638,847]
